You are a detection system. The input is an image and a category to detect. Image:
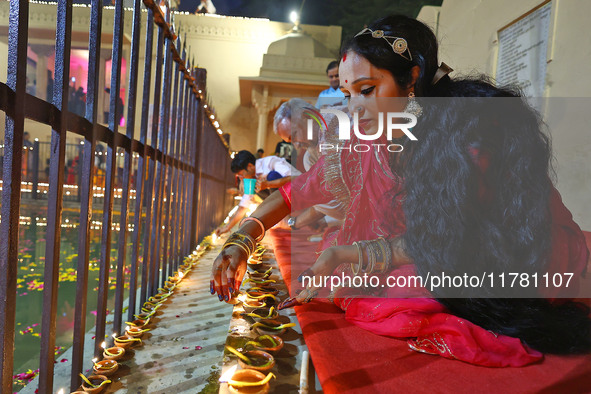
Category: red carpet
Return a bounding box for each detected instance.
[269,228,591,393]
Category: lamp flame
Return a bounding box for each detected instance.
[101,341,107,349]
[219,364,238,383]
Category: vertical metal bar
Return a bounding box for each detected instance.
[163,46,181,282]
[185,93,197,255]
[0,0,29,390]
[144,25,164,298]
[182,67,193,256]
[71,0,102,387]
[191,93,199,252]
[77,143,83,202]
[188,80,199,252]
[172,72,189,271]
[95,0,125,355]
[191,85,203,250]
[151,29,173,292]
[130,8,154,316]
[192,101,200,250]
[39,0,73,390]
[183,69,194,255]
[113,0,142,336]
[180,93,192,257]
[193,70,204,245]
[171,52,186,272]
[32,140,40,200]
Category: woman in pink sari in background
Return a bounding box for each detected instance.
[211,15,590,367]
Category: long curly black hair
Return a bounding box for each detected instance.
[341,15,591,354]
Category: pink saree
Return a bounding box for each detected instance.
[279,136,589,367]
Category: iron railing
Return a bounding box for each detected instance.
[0,0,233,391]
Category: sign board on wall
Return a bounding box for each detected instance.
[496,0,552,97]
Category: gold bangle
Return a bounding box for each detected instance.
[224,241,250,257]
[235,232,255,253]
[358,241,370,272]
[381,237,392,271]
[373,237,390,273]
[225,232,255,255]
[351,242,362,276]
[365,242,378,274]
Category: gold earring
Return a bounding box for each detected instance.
[404,91,422,118]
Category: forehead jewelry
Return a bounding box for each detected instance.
[355,27,412,62]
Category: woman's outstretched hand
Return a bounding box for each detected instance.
[210,244,248,302]
[277,245,357,309]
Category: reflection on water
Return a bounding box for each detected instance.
[11,199,138,392]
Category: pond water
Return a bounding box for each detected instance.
[9,197,145,392]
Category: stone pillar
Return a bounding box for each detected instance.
[30,45,54,101]
[253,85,269,151]
[99,50,110,123]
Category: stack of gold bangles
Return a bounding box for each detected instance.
[223,231,256,257]
[351,237,392,275]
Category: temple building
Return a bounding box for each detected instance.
[1,1,590,393]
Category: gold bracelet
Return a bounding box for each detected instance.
[358,241,370,273]
[225,232,255,255]
[351,242,362,276]
[235,232,256,253]
[224,241,250,257]
[363,240,376,274]
[373,237,390,273]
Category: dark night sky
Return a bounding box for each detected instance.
[179,0,309,23]
[178,0,443,41]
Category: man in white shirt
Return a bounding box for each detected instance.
[315,61,346,108]
[273,99,347,231]
[215,150,300,235]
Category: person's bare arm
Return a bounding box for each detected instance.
[256,175,294,192]
[215,205,247,236]
[211,191,290,301]
[278,238,411,309]
[289,206,326,229]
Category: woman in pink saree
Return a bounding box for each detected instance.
[211,15,590,366]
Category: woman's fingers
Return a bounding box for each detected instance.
[225,254,247,298]
[277,296,301,310]
[211,253,228,301]
[210,245,248,302]
[297,268,314,282]
[277,287,319,310]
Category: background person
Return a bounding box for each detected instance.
[211,15,591,365]
[215,150,300,236]
[316,60,346,108]
[274,99,346,237]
